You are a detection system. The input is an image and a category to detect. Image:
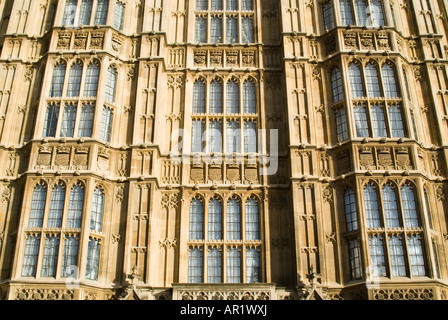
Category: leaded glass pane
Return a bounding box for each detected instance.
[364,184,381,228]
[78,0,93,25]
[227,80,239,113]
[208,198,222,240]
[349,239,363,280]
[22,235,40,277]
[105,67,117,103]
[30,183,47,228]
[322,2,334,29]
[369,235,387,277]
[60,103,77,138]
[196,0,208,11]
[226,17,238,43]
[340,0,354,25]
[41,236,60,277]
[226,121,240,153]
[245,199,259,240]
[344,189,358,232]
[388,235,407,277]
[94,0,108,25]
[192,120,205,153]
[227,198,241,240]
[78,103,94,137]
[369,0,385,27]
[43,103,60,137]
[188,247,203,283]
[209,121,222,153]
[195,17,207,43]
[382,64,399,98]
[401,185,420,228]
[63,0,77,26]
[365,63,382,98]
[210,17,223,43]
[99,107,113,142]
[207,247,222,283]
[382,184,401,228]
[241,0,253,10]
[244,121,257,153]
[190,198,204,240]
[84,63,100,97]
[62,236,79,277]
[210,80,223,113]
[50,64,66,97]
[389,104,405,138]
[113,2,125,30]
[355,0,368,25]
[85,238,100,280]
[408,235,426,276]
[48,184,65,228]
[67,185,84,228]
[90,187,104,232]
[242,17,254,43]
[211,0,223,10]
[193,80,206,113]
[67,63,82,97]
[335,108,349,142]
[371,105,387,137]
[243,81,256,114]
[227,0,238,11]
[349,63,364,98]
[331,68,343,102]
[246,247,260,283]
[226,247,241,283]
[354,104,370,137]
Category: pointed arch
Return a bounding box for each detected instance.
[29,181,47,228]
[190,196,204,240]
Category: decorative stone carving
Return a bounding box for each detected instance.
[112,36,122,52]
[15,288,74,300]
[226,164,240,182]
[90,32,104,49]
[322,186,333,203]
[161,192,179,209]
[245,165,259,184]
[376,31,390,49]
[242,50,256,66]
[36,146,52,168]
[208,164,222,182]
[55,147,70,167]
[373,289,434,300]
[73,147,88,169]
[190,164,205,184]
[73,33,88,49]
[57,33,71,49]
[194,50,207,66]
[359,147,375,170]
[395,147,412,170]
[226,50,239,66]
[377,147,393,170]
[360,32,374,49]
[343,31,357,49]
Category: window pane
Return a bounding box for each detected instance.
[63,0,77,26]
[209,121,222,153]
[192,120,205,153]
[78,0,93,25]
[335,108,349,142]
[369,235,386,277]
[62,236,79,277]
[371,105,387,137]
[227,80,239,113]
[67,185,84,228]
[389,104,405,138]
[210,17,223,43]
[242,17,254,43]
[78,103,95,137]
[210,80,223,113]
[408,235,426,276]
[349,239,363,280]
[227,198,241,240]
[90,187,104,232]
[105,67,117,103]
[99,107,113,142]
[244,121,257,153]
[43,103,60,137]
[226,247,241,283]
[365,64,381,98]
[41,236,60,277]
[207,247,222,283]
[322,2,334,29]
[211,0,223,10]
[196,0,208,10]
[226,121,240,153]
[382,64,399,98]
[246,247,260,283]
[113,2,125,30]
[86,238,100,280]
[226,17,238,43]
[340,0,354,25]
[344,189,358,232]
[245,199,259,240]
[355,0,368,25]
[388,235,406,277]
[227,0,238,11]
[208,198,222,240]
[22,235,40,277]
[369,0,385,27]
[84,63,100,97]
[195,17,207,43]
[241,0,253,10]
[190,198,204,240]
[48,184,65,228]
[60,103,77,138]
[193,80,206,113]
[188,247,203,283]
[354,104,370,137]
[349,63,364,98]
[382,184,401,228]
[30,183,47,228]
[50,64,66,97]
[364,184,381,228]
[331,68,343,102]
[94,0,109,25]
[401,185,420,228]
[243,81,256,114]
[67,64,82,98]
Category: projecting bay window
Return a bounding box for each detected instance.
[194,1,255,44]
[187,196,262,284]
[363,181,429,278]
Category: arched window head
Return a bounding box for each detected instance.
[401,184,420,228]
[348,63,364,98]
[382,183,401,228]
[114,2,125,31]
[382,63,399,98]
[210,79,223,114]
[243,80,256,114]
[227,79,239,114]
[84,62,100,97]
[67,183,85,229]
[193,79,206,114]
[105,66,118,103]
[90,186,105,232]
[48,182,66,228]
[67,62,83,97]
[364,184,381,228]
[50,63,66,97]
[208,197,223,240]
[365,63,381,98]
[94,0,109,25]
[29,181,47,228]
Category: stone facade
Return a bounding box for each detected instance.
[0,0,447,300]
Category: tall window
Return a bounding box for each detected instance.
[335,108,349,142]
[354,104,370,137]
[99,106,113,142]
[364,184,381,228]
[63,0,78,26]
[207,247,222,283]
[369,235,387,276]
[193,80,206,114]
[50,63,66,97]
[67,184,84,228]
[67,63,83,97]
[241,0,253,10]
[90,187,105,232]
[349,239,363,279]
[226,248,241,283]
[209,80,223,114]
[365,63,381,98]
[340,0,354,25]
[389,104,405,138]
[227,198,241,240]
[105,66,117,103]
[197,0,208,10]
[209,121,223,153]
[190,197,204,240]
[188,247,203,283]
[344,189,358,232]
[244,121,257,153]
[195,17,207,43]
[243,81,256,114]
[78,0,93,25]
[322,2,334,29]
[192,120,205,153]
[208,198,223,240]
[330,68,344,102]
[371,105,387,137]
[245,198,259,240]
[29,182,47,228]
[401,184,420,228]
[382,184,401,228]
[408,235,426,276]
[370,0,385,27]
[113,2,125,30]
[388,235,406,276]
[382,64,399,98]
[62,235,79,277]
[349,63,365,98]
[246,248,260,283]
[227,0,238,11]
[60,103,77,137]
[227,80,239,114]
[226,121,240,153]
[211,0,223,10]
[210,17,223,43]
[43,103,60,137]
[48,183,66,228]
[86,238,100,280]
[22,235,41,277]
[41,236,60,277]
[78,103,95,137]
[94,0,109,25]
[355,0,368,25]
[242,17,254,43]
[84,63,100,97]
[226,17,238,43]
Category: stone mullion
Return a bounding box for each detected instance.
[395,182,411,277]
[261,193,271,283]
[107,0,117,27]
[178,193,190,283]
[91,56,108,140]
[427,65,448,145]
[124,182,136,282]
[382,0,394,27]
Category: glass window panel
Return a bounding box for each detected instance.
[242,17,254,43]
[369,0,385,27]
[29,183,47,228]
[85,238,100,280]
[227,198,241,240]
[195,17,207,43]
[243,81,256,114]
[113,2,125,30]
[382,184,401,228]
[84,63,100,97]
[210,17,223,43]
[193,80,206,113]
[322,2,334,29]
[340,0,354,25]
[364,184,381,228]
[355,0,368,25]
[245,199,260,240]
[331,68,344,102]
[401,185,420,228]
[388,235,407,277]
[389,104,405,138]
[382,64,399,98]
[210,80,223,113]
[78,103,95,138]
[192,120,205,153]
[226,121,240,153]
[50,64,66,97]
[349,63,365,98]
[226,17,238,43]
[246,247,260,283]
[354,104,370,137]
[369,235,387,277]
[78,0,93,25]
[48,184,65,228]
[105,67,117,103]
[67,63,82,97]
[209,121,223,153]
[99,107,113,142]
[196,0,208,10]
[94,0,109,25]
[244,121,257,153]
[21,235,41,277]
[211,0,223,10]
[62,236,79,277]
[365,64,382,98]
[371,105,387,137]
[207,247,222,283]
[335,108,349,142]
[67,185,84,228]
[190,198,204,240]
[424,190,433,229]
[344,189,358,232]
[41,236,60,277]
[407,235,426,276]
[241,0,253,10]
[227,0,238,11]
[349,239,363,280]
[226,247,241,283]
[60,103,77,138]
[188,247,203,283]
[63,0,77,26]
[90,187,104,232]
[227,80,239,113]
[208,198,222,240]
[43,103,60,137]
